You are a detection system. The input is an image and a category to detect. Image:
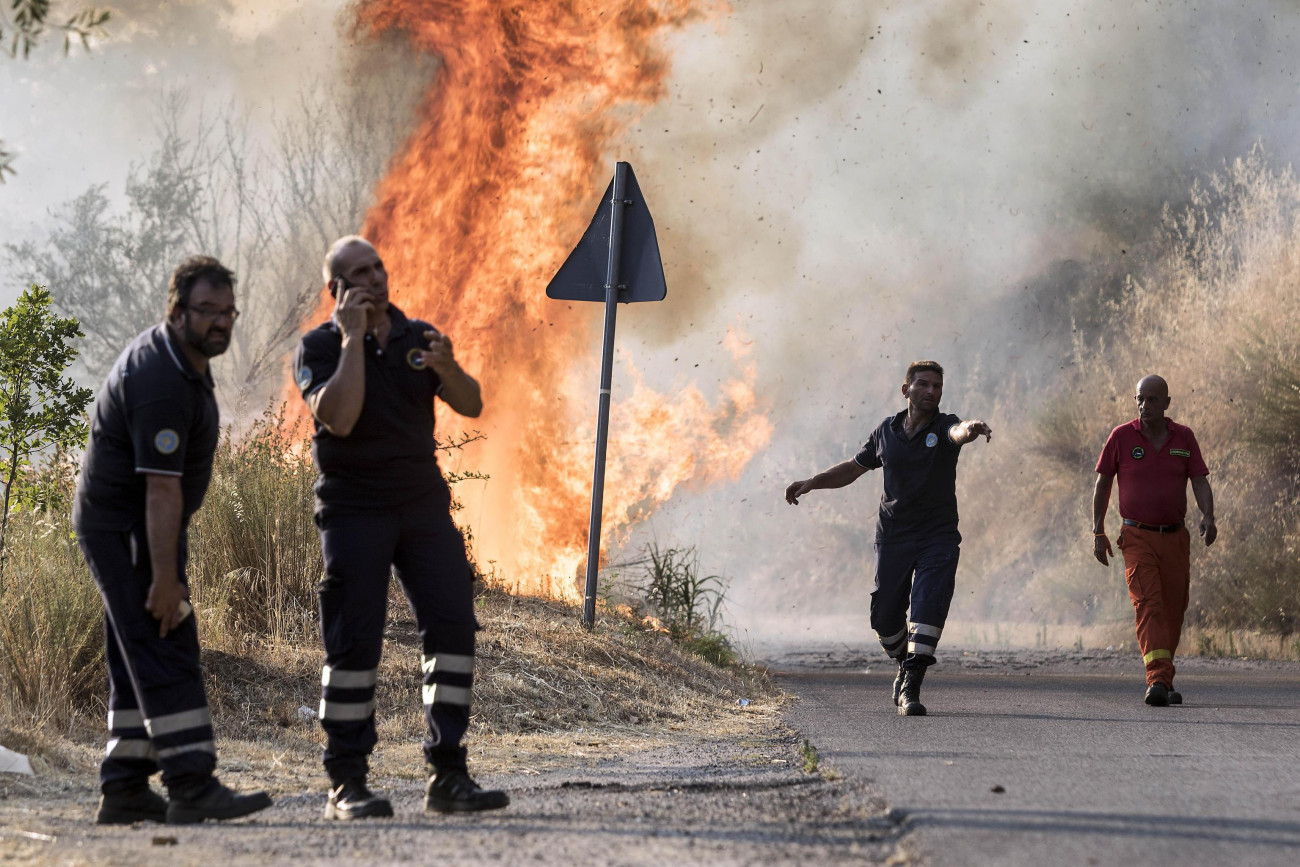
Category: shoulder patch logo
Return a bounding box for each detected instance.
[154,429,180,455]
[406,347,427,370]
[1169,448,1191,458]
[296,366,313,391]
[1131,446,1145,460]
[925,432,938,448]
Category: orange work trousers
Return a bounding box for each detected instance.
[1117,525,1191,687]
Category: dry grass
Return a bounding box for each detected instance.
[199,585,774,748]
[1,583,778,789]
[473,589,763,733]
[187,407,322,648]
[957,151,1300,642]
[0,509,103,732]
[0,595,780,860]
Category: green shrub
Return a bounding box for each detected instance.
[639,542,729,639]
[682,630,738,667]
[600,541,738,667]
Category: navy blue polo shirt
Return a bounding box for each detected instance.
[73,324,220,533]
[293,304,449,514]
[854,410,965,543]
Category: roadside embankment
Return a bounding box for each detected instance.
[0,590,911,865]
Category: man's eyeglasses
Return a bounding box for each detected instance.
[186,305,241,322]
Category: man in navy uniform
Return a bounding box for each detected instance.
[294,235,506,819]
[74,256,272,824]
[785,361,992,715]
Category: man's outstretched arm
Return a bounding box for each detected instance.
[785,459,869,505]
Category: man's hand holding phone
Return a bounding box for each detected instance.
[333,278,374,340]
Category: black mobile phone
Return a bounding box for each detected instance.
[332,276,353,298]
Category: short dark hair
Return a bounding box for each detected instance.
[168,256,236,313]
[903,360,944,387]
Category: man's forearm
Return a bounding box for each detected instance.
[810,459,868,490]
[436,366,483,418]
[1191,476,1215,519]
[309,337,367,436]
[145,477,183,585]
[951,421,977,445]
[1092,475,1113,533]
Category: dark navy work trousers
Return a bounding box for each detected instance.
[79,527,216,796]
[870,535,960,670]
[315,500,476,783]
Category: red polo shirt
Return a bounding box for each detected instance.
[1095,418,1209,525]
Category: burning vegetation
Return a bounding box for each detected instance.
[326,0,770,599]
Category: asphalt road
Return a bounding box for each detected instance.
[776,651,1300,867]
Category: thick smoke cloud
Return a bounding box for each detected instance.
[600,0,1300,643]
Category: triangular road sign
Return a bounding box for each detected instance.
[547,163,667,303]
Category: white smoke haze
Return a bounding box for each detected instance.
[1,2,334,250]
[1,0,431,410]
[602,0,1300,643]
[5,0,1300,643]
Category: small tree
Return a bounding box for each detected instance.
[0,285,94,583]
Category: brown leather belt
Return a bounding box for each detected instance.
[1122,518,1183,533]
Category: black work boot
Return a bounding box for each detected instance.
[425,768,509,813]
[1168,685,1183,705]
[95,786,168,825]
[897,667,927,716]
[323,778,394,820]
[1144,682,1170,707]
[891,660,906,707]
[166,777,273,825]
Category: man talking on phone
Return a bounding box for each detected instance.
[294,235,506,820]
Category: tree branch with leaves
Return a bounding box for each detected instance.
[0,284,94,584]
[1,1,112,183]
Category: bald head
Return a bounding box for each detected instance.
[323,235,376,289]
[321,235,390,312]
[1135,374,1172,425]
[1136,374,1169,397]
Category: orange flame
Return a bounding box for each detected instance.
[313,0,769,599]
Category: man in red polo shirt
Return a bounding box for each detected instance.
[1092,374,1217,706]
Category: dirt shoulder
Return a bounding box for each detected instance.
[0,715,909,866]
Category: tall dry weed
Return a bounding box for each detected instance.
[187,407,322,649]
[0,509,103,729]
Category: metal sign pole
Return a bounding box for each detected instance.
[581,162,630,629]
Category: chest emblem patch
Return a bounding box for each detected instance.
[925,432,938,448]
[406,348,427,370]
[1169,448,1191,458]
[154,429,180,455]
[296,366,313,390]
[1131,446,1145,460]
